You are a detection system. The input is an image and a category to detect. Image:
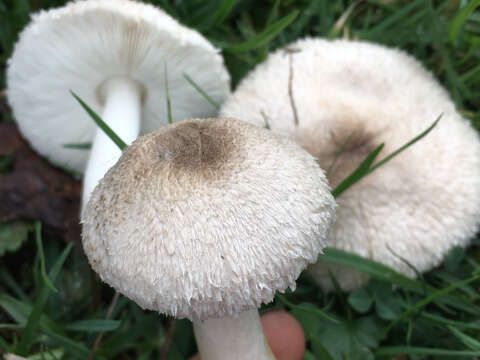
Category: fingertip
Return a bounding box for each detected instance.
[261,310,306,360]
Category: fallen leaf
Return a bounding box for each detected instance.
[0,122,81,243]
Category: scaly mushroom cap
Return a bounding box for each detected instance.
[220,38,480,291]
[7,0,230,173]
[82,118,336,320]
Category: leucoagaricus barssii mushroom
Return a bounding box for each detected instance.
[7,0,230,208]
[81,117,336,359]
[220,38,480,291]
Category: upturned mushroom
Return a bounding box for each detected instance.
[220,38,480,291]
[7,0,230,208]
[81,117,336,359]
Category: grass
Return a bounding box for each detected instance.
[1,0,480,359]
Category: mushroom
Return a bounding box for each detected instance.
[7,0,230,208]
[220,38,480,291]
[81,117,336,359]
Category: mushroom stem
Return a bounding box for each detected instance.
[193,309,275,360]
[81,77,143,209]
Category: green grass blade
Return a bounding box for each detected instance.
[34,222,57,293]
[71,91,127,151]
[421,312,480,330]
[447,326,480,351]
[386,274,480,332]
[0,294,82,335]
[448,0,480,44]
[0,294,31,325]
[265,0,281,27]
[321,248,419,288]
[213,0,239,25]
[331,143,384,197]
[0,295,61,340]
[426,2,470,102]
[332,116,440,198]
[276,294,339,324]
[434,271,479,299]
[321,248,480,315]
[0,295,88,358]
[65,319,120,333]
[0,324,23,329]
[62,142,92,150]
[16,242,73,355]
[460,63,480,84]
[369,116,440,172]
[224,10,299,53]
[375,346,480,357]
[164,64,172,124]
[183,73,220,110]
[366,0,424,36]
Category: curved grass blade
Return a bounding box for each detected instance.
[448,0,480,45]
[0,324,23,329]
[276,294,339,324]
[385,274,480,332]
[183,73,220,110]
[322,248,418,288]
[34,222,57,293]
[332,116,440,198]
[196,0,239,31]
[366,0,424,36]
[421,312,480,330]
[224,10,299,53]
[70,91,126,151]
[16,242,73,356]
[331,143,384,197]
[66,319,120,333]
[321,248,480,315]
[447,326,480,351]
[213,0,239,26]
[369,115,440,172]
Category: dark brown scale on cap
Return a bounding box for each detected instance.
[103,118,249,203]
[152,121,241,175]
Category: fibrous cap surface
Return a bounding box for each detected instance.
[82,117,336,319]
[7,0,230,172]
[220,38,480,291]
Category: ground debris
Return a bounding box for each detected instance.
[0,122,81,243]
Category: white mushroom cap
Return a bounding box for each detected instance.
[7,0,230,173]
[81,118,336,320]
[220,38,480,291]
